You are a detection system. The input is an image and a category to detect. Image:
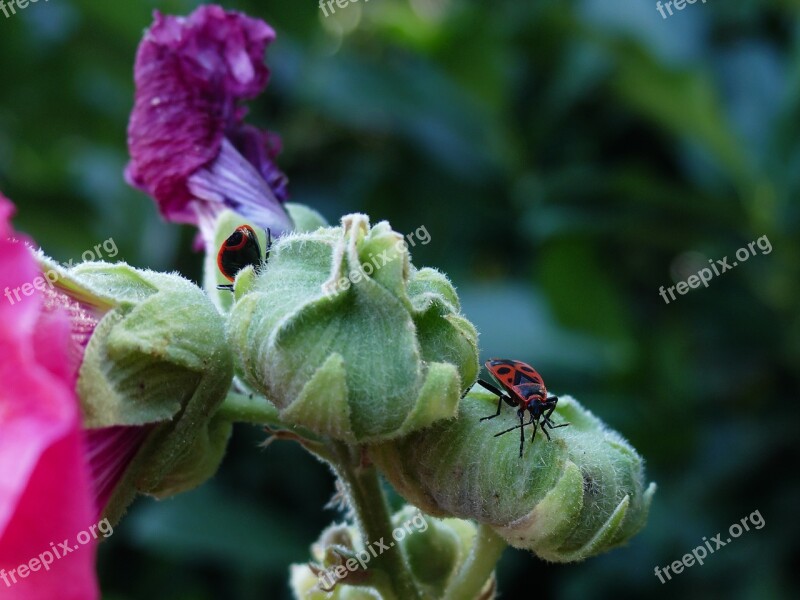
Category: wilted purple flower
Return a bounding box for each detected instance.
[125,5,292,243]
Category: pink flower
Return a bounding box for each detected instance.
[125,5,292,244]
[0,196,151,599]
[0,194,99,599]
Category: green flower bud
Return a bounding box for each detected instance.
[289,508,492,600]
[371,389,656,563]
[285,201,329,233]
[390,506,494,599]
[290,523,379,600]
[40,257,234,522]
[228,214,479,443]
[150,414,232,498]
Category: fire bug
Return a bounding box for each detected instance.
[216,225,271,291]
[477,358,569,457]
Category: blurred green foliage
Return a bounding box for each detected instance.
[1,0,798,599]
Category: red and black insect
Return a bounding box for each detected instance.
[216,225,271,291]
[478,358,569,457]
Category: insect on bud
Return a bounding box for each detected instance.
[371,389,656,563]
[204,203,328,311]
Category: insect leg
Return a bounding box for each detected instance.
[540,417,552,441]
[542,402,570,429]
[493,419,528,438]
[518,412,526,458]
[477,379,509,399]
[525,413,537,446]
[479,395,505,422]
[477,379,515,421]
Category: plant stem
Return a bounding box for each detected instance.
[442,524,506,600]
[216,391,283,425]
[217,391,333,459]
[331,442,422,600]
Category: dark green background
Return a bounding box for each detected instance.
[1,1,798,598]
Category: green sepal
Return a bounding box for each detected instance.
[47,261,235,523]
[390,507,480,598]
[285,202,328,233]
[394,362,460,438]
[280,352,356,442]
[409,273,479,396]
[147,415,233,500]
[229,214,478,443]
[493,460,584,552]
[370,390,655,562]
[73,264,232,428]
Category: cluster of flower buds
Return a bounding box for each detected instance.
[290,507,493,599]
[0,4,656,599]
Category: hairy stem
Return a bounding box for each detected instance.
[442,524,506,600]
[216,391,283,425]
[217,391,333,459]
[331,442,422,600]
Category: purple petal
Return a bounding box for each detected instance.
[228,124,290,203]
[125,5,285,225]
[188,138,294,243]
[85,426,152,515]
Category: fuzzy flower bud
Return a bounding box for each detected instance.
[371,389,656,562]
[289,507,491,599]
[228,214,479,443]
[39,257,234,523]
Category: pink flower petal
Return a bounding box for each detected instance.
[85,426,152,514]
[0,193,99,600]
